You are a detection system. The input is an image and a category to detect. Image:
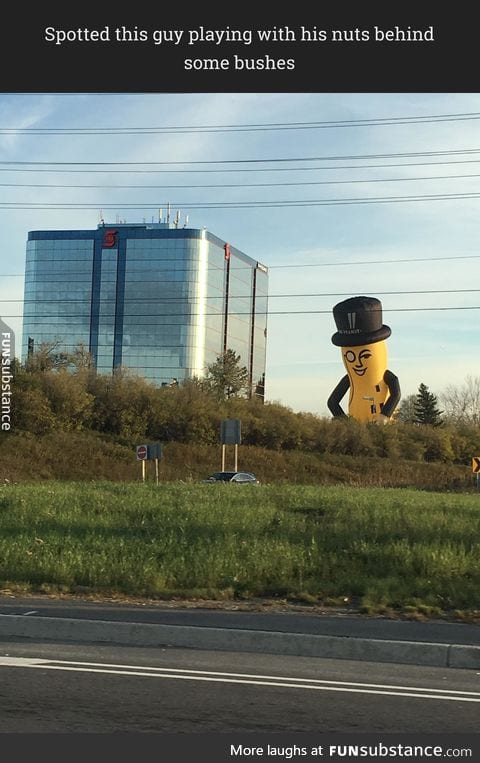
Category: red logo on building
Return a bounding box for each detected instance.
[224,243,231,261]
[103,230,118,248]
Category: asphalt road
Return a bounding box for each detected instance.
[0,640,479,734]
[1,596,479,644]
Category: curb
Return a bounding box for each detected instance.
[0,614,479,669]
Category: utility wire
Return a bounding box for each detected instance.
[11,305,480,320]
[4,171,480,189]
[4,191,480,209]
[3,252,480,278]
[4,158,480,174]
[3,148,480,166]
[7,289,480,303]
[270,254,480,268]
[4,110,480,134]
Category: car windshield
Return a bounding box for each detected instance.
[210,472,237,481]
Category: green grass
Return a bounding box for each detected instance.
[0,481,479,620]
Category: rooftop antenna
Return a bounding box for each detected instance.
[184,214,189,228]
[174,209,180,228]
[99,209,105,225]
[167,202,171,224]
[159,208,163,223]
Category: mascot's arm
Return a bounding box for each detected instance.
[327,374,350,418]
[382,369,401,418]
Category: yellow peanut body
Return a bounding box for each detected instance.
[341,341,390,422]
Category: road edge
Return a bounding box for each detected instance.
[1,614,479,669]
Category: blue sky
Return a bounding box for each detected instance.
[1,91,480,415]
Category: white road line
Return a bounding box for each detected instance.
[2,657,478,696]
[0,656,478,702]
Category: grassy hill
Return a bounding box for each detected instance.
[0,429,474,490]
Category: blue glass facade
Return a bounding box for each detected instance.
[22,223,268,397]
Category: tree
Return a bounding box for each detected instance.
[441,375,480,426]
[204,349,249,400]
[87,370,156,442]
[396,393,417,423]
[149,379,219,444]
[70,342,94,371]
[25,340,70,372]
[40,369,94,430]
[10,383,56,434]
[414,383,443,426]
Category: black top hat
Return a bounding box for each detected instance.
[331,296,391,347]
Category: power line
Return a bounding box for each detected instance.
[4,158,480,175]
[2,252,480,278]
[10,305,480,321]
[4,110,480,135]
[4,191,480,209]
[3,171,480,190]
[3,148,480,167]
[270,254,480,269]
[7,288,480,304]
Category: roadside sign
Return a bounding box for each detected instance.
[147,443,163,460]
[220,420,241,472]
[136,444,163,461]
[220,419,241,445]
[136,445,148,461]
[472,457,480,473]
[136,444,163,484]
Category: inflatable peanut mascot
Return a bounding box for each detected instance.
[327,296,401,423]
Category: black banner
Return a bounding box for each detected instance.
[0,733,478,761]
[1,4,477,92]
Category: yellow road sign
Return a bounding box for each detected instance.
[472,457,480,473]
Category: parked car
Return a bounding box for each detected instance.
[202,471,259,484]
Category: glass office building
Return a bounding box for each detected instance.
[22,221,268,397]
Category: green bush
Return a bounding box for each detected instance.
[8,361,480,474]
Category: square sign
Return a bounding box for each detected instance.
[148,443,163,460]
[220,419,241,445]
[136,444,148,461]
